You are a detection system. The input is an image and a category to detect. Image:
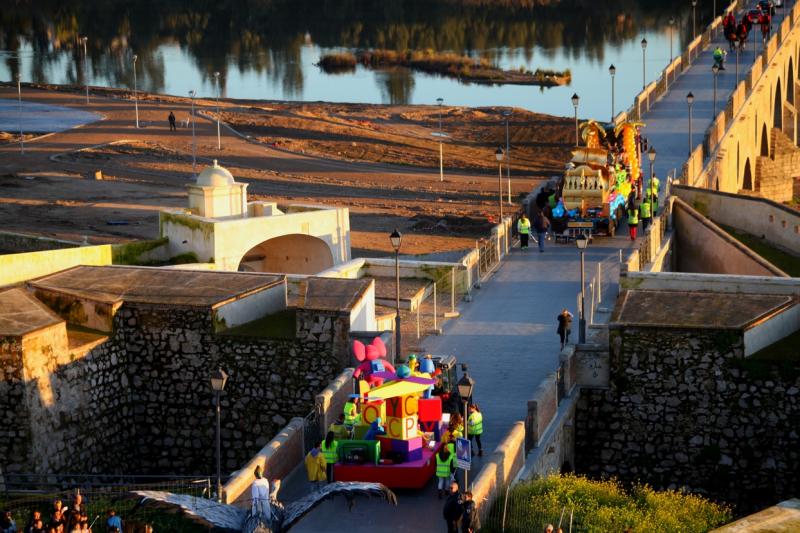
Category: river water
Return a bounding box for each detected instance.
[0,0,722,119]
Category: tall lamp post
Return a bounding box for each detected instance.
[692,0,697,40]
[712,63,720,117]
[609,64,616,123]
[687,92,694,156]
[132,54,139,129]
[16,74,24,155]
[81,37,89,104]
[502,110,512,204]
[669,17,675,62]
[735,41,740,85]
[456,367,475,490]
[647,146,657,206]
[576,234,588,344]
[641,38,648,89]
[571,93,580,146]
[210,367,228,503]
[390,229,402,359]
[189,90,197,176]
[495,147,504,224]
[432,97,448,182]
[214,71,221,150]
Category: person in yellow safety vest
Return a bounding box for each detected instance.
[627,205,639,241]
[649,176,660,212]
[320,431,339,482]
[343,395,358,430]
[304,440,327,489]
[639,198,652,232]
[517,214,531,250]
[435,446,456,499]
[328,413,350,440]
[467,404,484,457]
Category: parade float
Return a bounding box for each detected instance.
[553,119,645,237]
[332,338,459,489]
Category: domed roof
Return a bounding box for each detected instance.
[196,160,235,187]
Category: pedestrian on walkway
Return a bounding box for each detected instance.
[467,404,483,457]
[639,197,652,232]
[461,491,479,533]
[304,441,327,490]
[557,308,573,349]
[250,466,271,518]
[517,214,531,249]
[442,481,463,532]
[533,211,550,253]
[435,447,456,499]
[627,205,639,240]
[168,111,177,131]
[713,46,727,70]
[649,175,660,213]
[321,431,339,482]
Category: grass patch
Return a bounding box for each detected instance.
[720,224,800,277]
[483,474,731,533]
[318,52,357,71]
[221,308,297,339]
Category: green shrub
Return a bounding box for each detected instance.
[484,474,731,533]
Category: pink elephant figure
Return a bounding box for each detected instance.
[352,337,396,388]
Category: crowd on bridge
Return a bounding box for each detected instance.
[1,493,128,533]
[723,0,780,53]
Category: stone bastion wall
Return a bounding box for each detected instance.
[1,303,350,477]
[575,326,800,513]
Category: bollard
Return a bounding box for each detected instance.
[416,303,420,339]
[589,281,595,325]
[433,282,438,333]
[451,268,456,313]
[597,263,602,304]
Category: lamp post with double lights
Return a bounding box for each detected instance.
[571,93,580,146]
[390,229,402,359]
[576,234,589,344]
[609,64,616,123]
[456,367,475,489]
[210,367,228,503]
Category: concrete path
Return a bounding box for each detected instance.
[0,98,100,132]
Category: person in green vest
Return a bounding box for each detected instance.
[639,197,652,232]
[435,445,456,499]
[517,214,531,250]
[467,404,484,457]
[649,175,660,213]
[343,394,359,431]
[627,205,639,241]
[321,431,339,482]
[328,413,349,440]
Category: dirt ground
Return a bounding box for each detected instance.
[0,84,574,256]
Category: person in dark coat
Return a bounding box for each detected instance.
[557,308,573,349]
[461,491,480,533]
[443,481,463,533]
[168,111,177,131]
[533,212,550,253]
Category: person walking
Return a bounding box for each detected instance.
[467,404,483,457]
[557,308,573,349]
[713,46,727,70]
[435,447,456,499]
[533,211,550,253]
[250,466,271,518]
[442,481,463,533]
[320,431,339,482]
[517,214,531,250]
[461,491,480,533]
[649,174,660,214]
[639,197,652,232]
[304,441,327,490]
[168,111,177,131]
[627,204,639,240]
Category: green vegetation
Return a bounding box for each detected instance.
[318,52,357,71]
[483,474,731,533]
[720,225,800,277]
[222,308,297,339]
[111,238,169,265]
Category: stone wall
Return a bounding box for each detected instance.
[575,326,800,512]
[0,336,27,472]
[755,128,799,202]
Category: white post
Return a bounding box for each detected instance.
[589,281,595,325]
[416,303,420,339]
[451,268,456,313]
[597,263,602,304]
[439,141,444,182]
[507,175,512,205]
[433,282,438,332]
[619,249,623,263]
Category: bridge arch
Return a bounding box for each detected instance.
[787,58,795,105]
[736,143,740,187]
[774,78,783,131]
[760,123,769,156]
[237,234,334,274]
[742,158,753,191]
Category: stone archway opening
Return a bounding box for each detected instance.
[238,234,334,274]
[774,79,783,131]
[760,123,769,156]
[742,159,753,190]
[788,59,795,105]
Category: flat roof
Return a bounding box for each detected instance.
[290,277,372,312]
[29,266,284,307]
[373,277,431,302]
[611,290,794,329]
[0,287,63,336]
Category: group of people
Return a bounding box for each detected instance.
[517,186,556,252]
[724,1,777,53]
[625,175,660,241]
[1,495,124,533]
[441,481,479,533]
[434,405,484,498]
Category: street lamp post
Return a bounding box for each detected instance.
[609,64,616,123]
[571,93,580,146]
[132,54,139,129]
[433,97,447,182]
[390,230,402,359]
[16,74,23,155]
[692,0,697,40]
[687,92,695,156]
[669,17,675,62]
[712,63,720,117]
[576,235,589,343]
[189,90,197,176]
[81,37,89,104]
[495,147,504,224]
[210,368,228,503]
[456,367,475,490]
[214,71,221,150]
[502,110,512,204]
[437,97,444,134]
[641,38,648,89]
[647,146,657,206]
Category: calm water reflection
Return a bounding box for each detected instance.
[0,0,722,118]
